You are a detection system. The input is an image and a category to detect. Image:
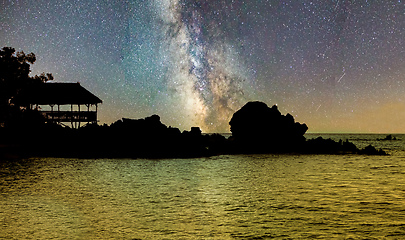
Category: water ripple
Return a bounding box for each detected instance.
[1,140,405,239]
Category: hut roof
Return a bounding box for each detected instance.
[15,82,102,105]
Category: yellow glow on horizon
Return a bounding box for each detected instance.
[307,101,405,134]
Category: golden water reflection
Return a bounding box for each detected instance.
[1,152,405,239]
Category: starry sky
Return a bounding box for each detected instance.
[1,0,404,133]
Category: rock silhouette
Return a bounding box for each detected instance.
[304,137,359,154]
[82,115,211,158]
[0,101,387,159]
[229,101,308,153]
[378,134,398,141]
[358,144,387,155]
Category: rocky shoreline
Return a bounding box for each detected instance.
[0,102,387,160]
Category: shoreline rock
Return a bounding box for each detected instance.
[228,101,308,153]
[0,101,388,159]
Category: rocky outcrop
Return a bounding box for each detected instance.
[228,101,308,153]
[0,101,387,159]
[227,101,386,155]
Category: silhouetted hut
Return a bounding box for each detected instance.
[15,82,102,128]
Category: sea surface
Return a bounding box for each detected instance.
[1,134,405,239]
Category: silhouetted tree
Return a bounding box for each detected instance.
[0,47,53,126]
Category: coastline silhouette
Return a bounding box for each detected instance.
[0,47,388,159]
[0,101,387,159]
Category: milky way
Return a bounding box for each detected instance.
[1,0,404,132]
[154,0,255,131]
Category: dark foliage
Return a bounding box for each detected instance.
[0,47,53,126]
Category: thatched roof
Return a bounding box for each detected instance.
[15,82,102,105]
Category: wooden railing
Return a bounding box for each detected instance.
[41,111,97,122]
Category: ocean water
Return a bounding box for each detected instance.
[1,134,405,239]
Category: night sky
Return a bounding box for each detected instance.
[1,0,404,133]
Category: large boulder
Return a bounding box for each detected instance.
[229,101,308,152]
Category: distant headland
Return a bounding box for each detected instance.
[0,101,387,160]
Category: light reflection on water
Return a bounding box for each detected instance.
[1,135,405,239]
